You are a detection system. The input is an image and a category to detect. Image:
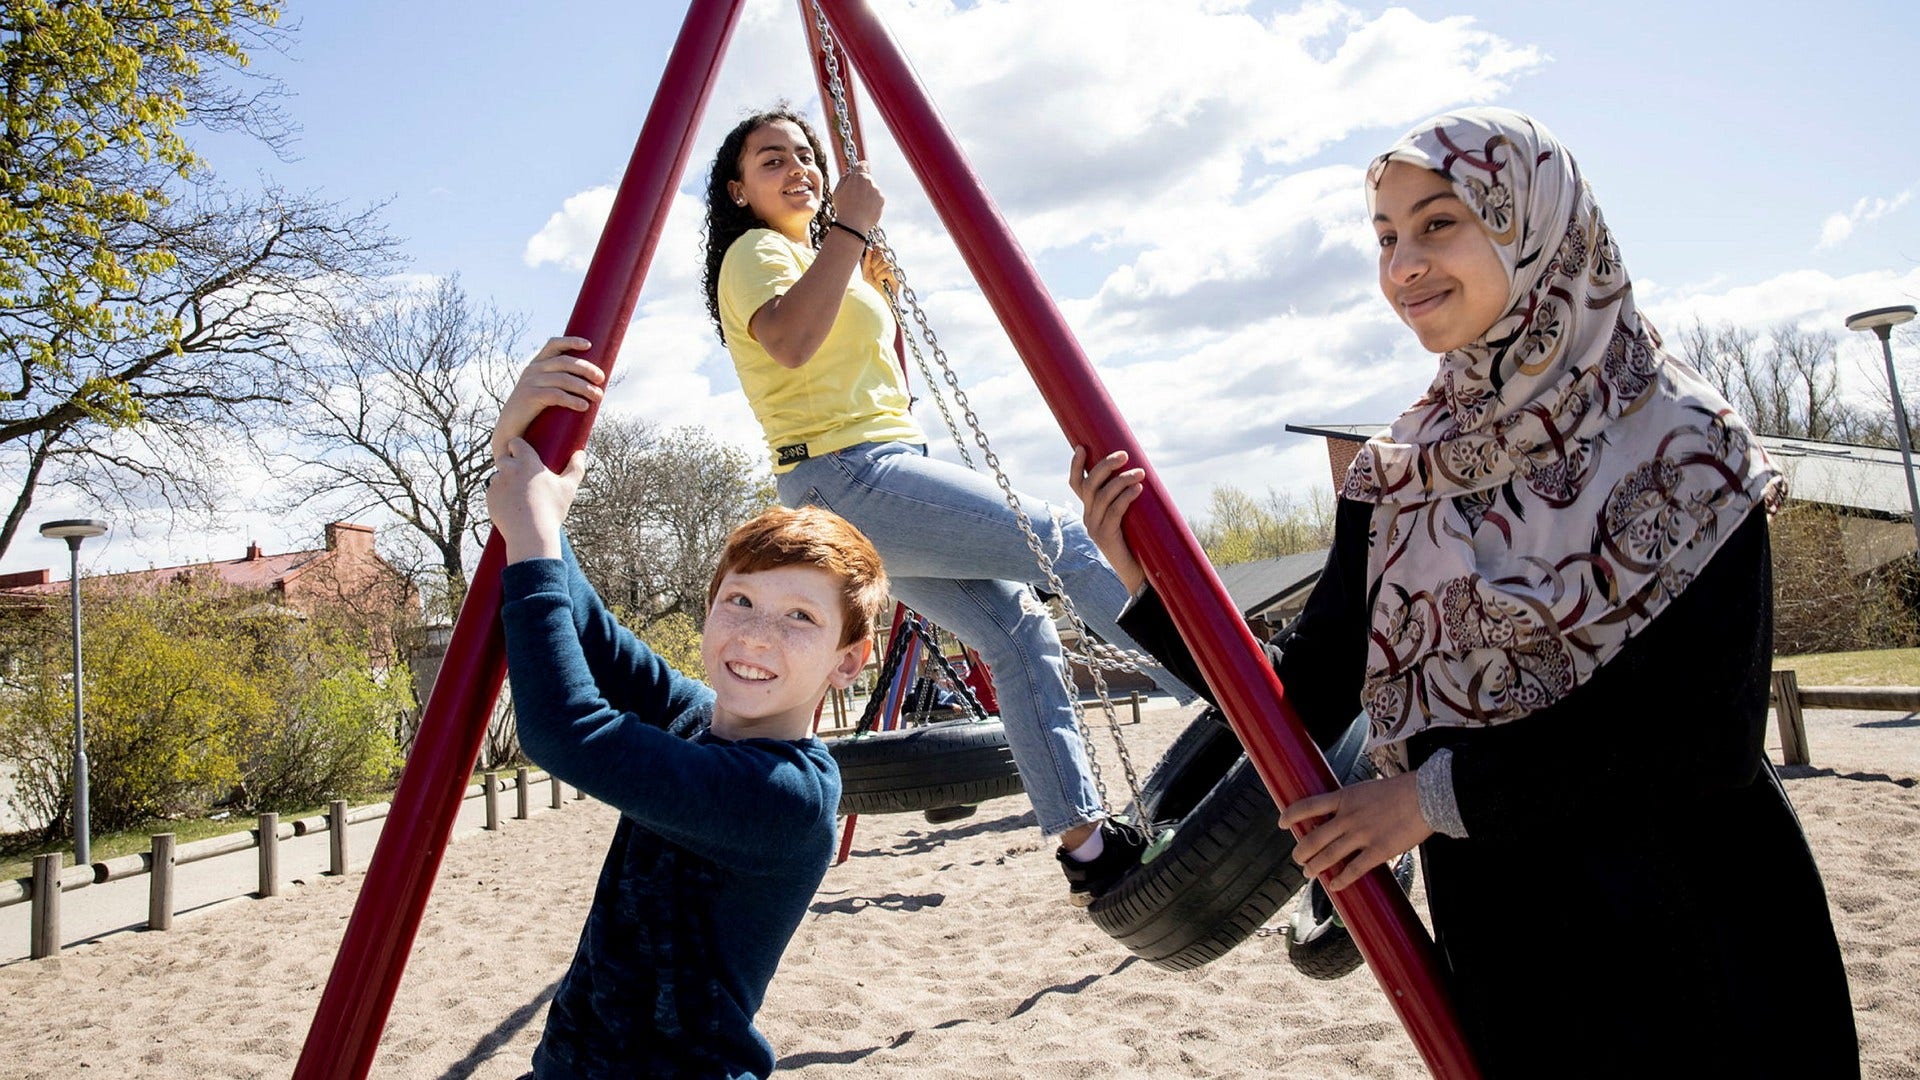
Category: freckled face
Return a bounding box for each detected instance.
[1372,161,1512,354]
[701,565,865,740]
[728,120,825,242]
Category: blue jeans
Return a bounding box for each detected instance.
[777,440,1196,836]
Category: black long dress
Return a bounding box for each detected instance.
[1121,500,1857,1078]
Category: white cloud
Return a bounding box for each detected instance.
[1815,188,1913,251]
[500,0,1542,529]
[871,0,1541,256]
[493,3,1914,542]
[522,0,1541,287]
[524,186,615,271]
[1644,265,1920,411]
[600,294,764,454]
[522,188,712,293]
[1643,266,1920,340]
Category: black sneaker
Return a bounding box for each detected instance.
[1056,819,1148,907]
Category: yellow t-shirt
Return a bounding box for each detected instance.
[718,228,922,471]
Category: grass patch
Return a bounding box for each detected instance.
[1774,647,1920,687]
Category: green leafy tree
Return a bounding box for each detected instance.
[0,1,397,559]
[0,584,273,834]
[636,610,704,682]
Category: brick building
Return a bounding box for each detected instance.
[0,522,419,657]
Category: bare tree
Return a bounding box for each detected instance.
[1676,321,1881,443]
[282,276,523,620]
[0,188,399,555]
[567,417,775,626]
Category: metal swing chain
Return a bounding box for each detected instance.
[920,623,994,723]
[808,0,1150,817]
[810,11,974,473]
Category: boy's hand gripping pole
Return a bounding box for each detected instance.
[291,2,748,1077]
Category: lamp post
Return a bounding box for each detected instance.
[1846,305,1920,559]
[38,518,108,867]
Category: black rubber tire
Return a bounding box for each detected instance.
[1088,709,1370,971]
[922,804,979,824]
[827,718,1025,815]
[1284,851,1416,980]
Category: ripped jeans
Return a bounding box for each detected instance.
[777,440,1196,836]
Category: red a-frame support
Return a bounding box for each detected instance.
[293,3,1479,1077]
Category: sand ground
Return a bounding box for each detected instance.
[0,698,1914,1078]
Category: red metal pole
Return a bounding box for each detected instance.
[958,646,997,714]
[810,2,1479,1075]
[290,3,747,1076]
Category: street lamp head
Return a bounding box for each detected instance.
[1845,305,1917,337]
[39,518,109,541]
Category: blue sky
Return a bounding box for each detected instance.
[18,0,1919,577]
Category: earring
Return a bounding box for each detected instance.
[736,198,746,206]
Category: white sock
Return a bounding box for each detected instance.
[1065,826,1105,863]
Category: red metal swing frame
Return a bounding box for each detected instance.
[292,3,1480,1077]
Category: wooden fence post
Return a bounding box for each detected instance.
[484,771,500,830]
[148,834,175,931]
[516,766,531,820]
[550,775,564,809]
[258,812,280,898]
[30,852,60,959]
[1129,690,1141,725]
[329,800,349,876]
[1771,669,1811,767]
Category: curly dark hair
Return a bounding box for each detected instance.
[701,106,836,343]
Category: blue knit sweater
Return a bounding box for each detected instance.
[499,542,841,1079]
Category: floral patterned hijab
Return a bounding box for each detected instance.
[1340,107,1783,768]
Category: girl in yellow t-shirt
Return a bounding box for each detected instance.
[699,106,1193,905]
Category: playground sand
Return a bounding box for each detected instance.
[0,698,1914,1078]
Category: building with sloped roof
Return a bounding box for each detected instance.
[0,522,418,655]
[1214,549,1329,635]
[1285,423,1920,576]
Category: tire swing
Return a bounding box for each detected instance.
[827,611,1024,818]
[1087,708,1373,971]
[1283,738,1417,979]
[805,9,1332,967]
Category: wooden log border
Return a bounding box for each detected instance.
[6,767,576,959]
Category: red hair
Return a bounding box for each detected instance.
[707,506,888,647]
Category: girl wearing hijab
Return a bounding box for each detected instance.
[1072,107,1857,1076]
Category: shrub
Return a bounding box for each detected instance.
[0,587,274,835]
[1771,504,1920,655]
[640,611,705,681]
[242,654,409,813]
[0,578,409,837]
